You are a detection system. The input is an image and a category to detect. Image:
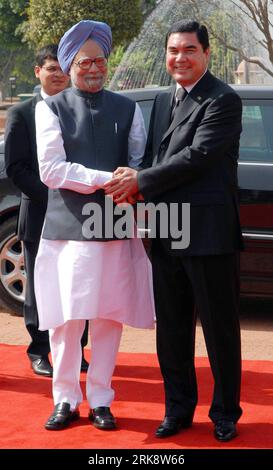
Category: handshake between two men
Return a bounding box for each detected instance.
[104,167,142,205]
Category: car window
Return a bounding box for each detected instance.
[240,100,273,163]
[138,96,273,164]
[137,100,153,132]
[33,84,41,95]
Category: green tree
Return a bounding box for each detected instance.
[23,0,143,48]
[206,9,241,83]
[0,0,27,46]
[0,0,34,98]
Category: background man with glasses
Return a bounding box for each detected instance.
[34,20,154,431]
[5,44,89,377]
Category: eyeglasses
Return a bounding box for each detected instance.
[41,66,66,75]
[73,56,107,70]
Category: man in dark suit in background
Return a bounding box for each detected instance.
[105,20,243,442]
[5,45,89,377]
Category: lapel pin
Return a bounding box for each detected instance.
[197,96,202,101]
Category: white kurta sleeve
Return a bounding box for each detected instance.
[35,100,112,194]
[128,103,147,169]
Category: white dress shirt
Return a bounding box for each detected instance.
[35,99,146,193]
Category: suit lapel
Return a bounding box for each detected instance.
[32,92,43,110]
[162,94,199,141]
[30,93,43,143]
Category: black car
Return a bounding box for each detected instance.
[1,85,273,315]
[0,135,23,313]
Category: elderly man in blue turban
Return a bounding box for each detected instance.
[34,20,155,431]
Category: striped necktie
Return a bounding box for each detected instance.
[171,87,187,122]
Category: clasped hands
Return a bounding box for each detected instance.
[104,167,142,205]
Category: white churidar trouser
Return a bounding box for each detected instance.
[49,318,122,411]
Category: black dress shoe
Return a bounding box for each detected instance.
[155,416,192,438]
[214,420,238,442]
[81,356,89,372]
[89,407,116,430]
[31,357,53,377]
[45,402,80,430]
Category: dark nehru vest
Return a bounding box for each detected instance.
[42,87,135,241]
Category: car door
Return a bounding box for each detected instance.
[238,95,273,297]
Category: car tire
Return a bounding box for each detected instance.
[0,216,25,316]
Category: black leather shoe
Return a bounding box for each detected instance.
[81,356,89,372]
[214,420,238,442]
[155,416,192,438]
[31,357,53,377]
[89,407,116,430]
[45,402,80,430]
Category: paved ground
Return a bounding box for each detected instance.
[1,298,272,360]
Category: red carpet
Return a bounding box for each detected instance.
[0,344,272,449]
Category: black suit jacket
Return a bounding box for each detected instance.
[4,94,48,242]
[138,71,244,256]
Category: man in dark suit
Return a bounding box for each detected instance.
[5,45,89,377]
[105,20,243,442]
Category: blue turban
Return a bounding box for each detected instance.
[58,20,112,74]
